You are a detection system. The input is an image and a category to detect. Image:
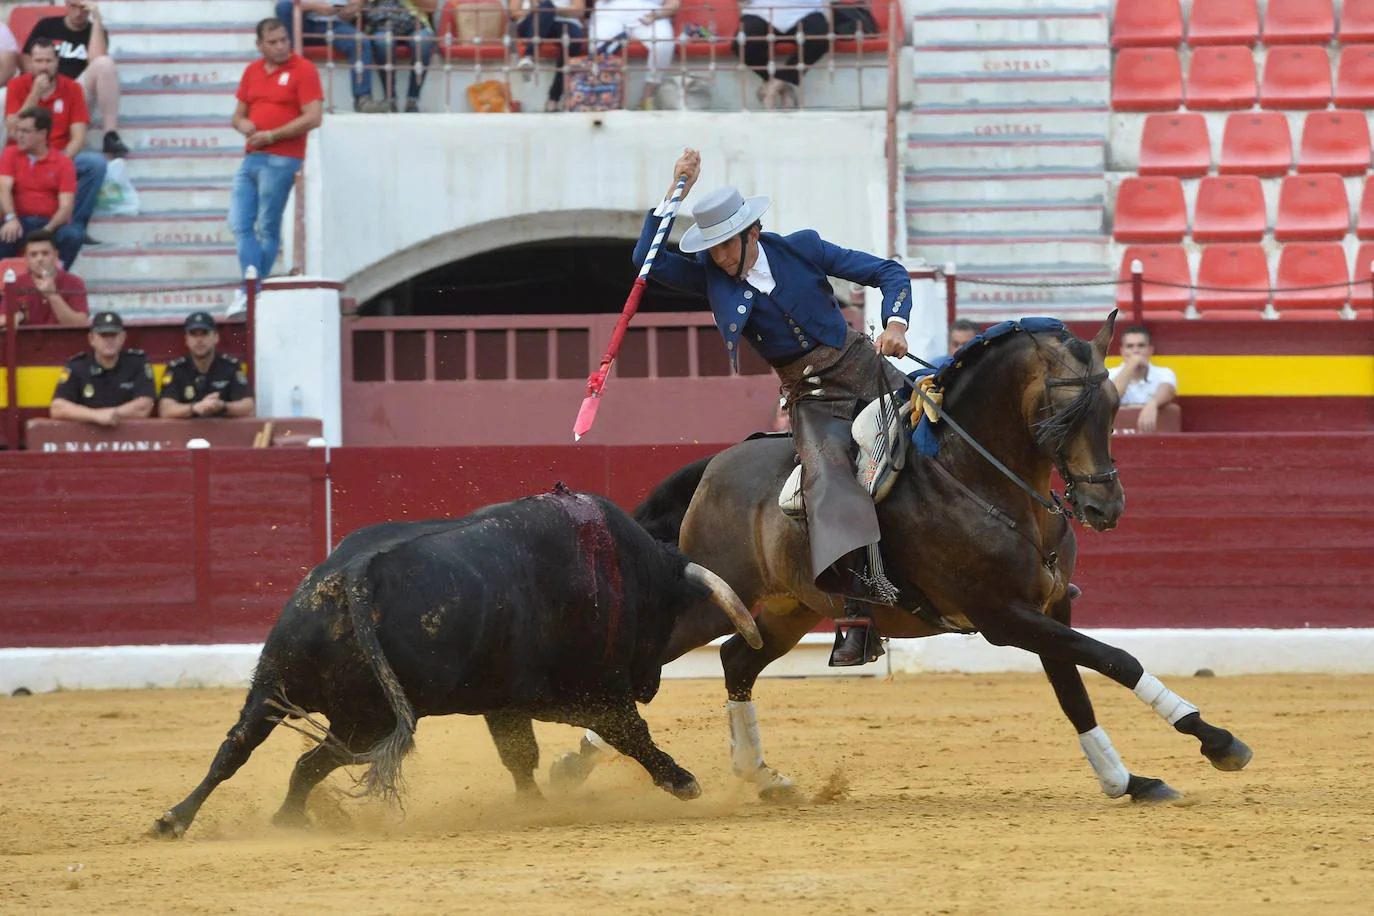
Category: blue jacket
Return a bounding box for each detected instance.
[632,210,913,370]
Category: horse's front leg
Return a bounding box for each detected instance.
[718,604,822,802]
[974,601,1253,783]
[1040,596,1182,803]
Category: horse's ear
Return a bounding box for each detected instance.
[1091,309,1119,361]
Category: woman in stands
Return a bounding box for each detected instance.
[363,0,438,111]
[589,0,680,110]
[511,0,589,112]
[735,0,832,109]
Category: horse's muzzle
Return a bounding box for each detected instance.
[1077,491,1124,531]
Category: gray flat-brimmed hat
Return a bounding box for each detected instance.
[679,186,771,254]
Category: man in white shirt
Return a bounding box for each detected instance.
[1109,325,1177,433]
[734,0,831,108]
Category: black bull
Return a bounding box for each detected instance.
[152,485,761,838]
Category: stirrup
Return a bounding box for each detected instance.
[828,617,885,667]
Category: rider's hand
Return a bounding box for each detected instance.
[670,148,701,199]
[875,323,908,358]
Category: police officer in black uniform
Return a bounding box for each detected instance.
[157,312,255,419]
[50,311,157,427]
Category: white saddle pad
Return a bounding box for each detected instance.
[778,394,908,516]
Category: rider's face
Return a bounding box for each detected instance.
[708,227,758,276]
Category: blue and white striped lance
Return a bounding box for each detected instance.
[638,175,688,280]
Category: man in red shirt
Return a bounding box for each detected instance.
[227,17,323,313]
[5,37,107,249]
[0,107,82,268]
[0,228,88,328]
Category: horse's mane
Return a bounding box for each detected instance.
[917,318,1102,452]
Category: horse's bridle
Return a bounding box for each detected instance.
[1043,369,1120,512]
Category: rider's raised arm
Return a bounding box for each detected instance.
[631,206,708,297]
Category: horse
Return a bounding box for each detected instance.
[551,312,1252,804]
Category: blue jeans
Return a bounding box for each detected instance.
[228,153,302,286]
[73,151,107,233]
[0,216,83,267]
[276,0,374,99]
[371,28,436,101]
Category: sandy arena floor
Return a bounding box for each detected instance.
[2,673,1372,914]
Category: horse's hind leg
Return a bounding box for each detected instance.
[978,603,1253,778]
[485,711,542,800]
[151,682,282,839]
[1039,597,1181,803]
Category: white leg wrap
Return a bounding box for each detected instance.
[726,700,765,776]
[584,730,615,756]
[1077,726,1130,798]
[1133,672,1199,726]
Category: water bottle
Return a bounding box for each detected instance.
[290,385,304,418]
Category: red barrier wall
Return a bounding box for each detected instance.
[1,434,1370,649]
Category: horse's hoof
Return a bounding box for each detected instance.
[149,812,186,839]
[1205,736,1253,772]
[1126,775,1182,804]
[759,782,803,805]
[549,750,595,791]
[270,809,308,829]
[664,777,702,801]
[746,765,800,804]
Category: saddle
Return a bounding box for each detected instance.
[777,392,911,517]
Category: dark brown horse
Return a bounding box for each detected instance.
[553,313,1252,803]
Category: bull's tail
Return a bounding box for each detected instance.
[632,455,714,545]
[344,558,416,808]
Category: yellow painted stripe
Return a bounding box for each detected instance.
[1106,356,1374,397]
[0,364,169,408]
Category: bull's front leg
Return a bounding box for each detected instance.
[586,701,702,800]
[484,712,543,800]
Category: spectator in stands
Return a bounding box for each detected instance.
[0,228,88,328]
[6,39,107,248]
[735,0,832,109]
[948,317,978,354]
[590,0,679,110]
[512,0,587,112]
[276,1,391,112]
[158,312,256,419]
[228,18,324,314]
[0,22,18,90]
[363,0,436,112]
[22,1,127,156]
[49,310,155,427]
[1110,325,1177,434]
[0,107,83,269]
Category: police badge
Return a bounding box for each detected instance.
[185,386,195,401]
[82,383,94,399]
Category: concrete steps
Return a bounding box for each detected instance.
[105,25,256,57]
[907,200,1106,233]
[88,211,229,247]
[118,55,257,91]
[135,179,233,213]
[115,118,243,154]
[78,245,240,285]
[120,89,240,119]
[85,284,237,319]
[102,0,267,26]
[122,152,241,182]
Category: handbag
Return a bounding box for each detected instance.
[467,79,512,112]
[565,43,625,112]
[364,0,423,34]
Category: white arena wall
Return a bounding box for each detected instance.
[304,111,900,307]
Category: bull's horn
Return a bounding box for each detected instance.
[685,562,763,649]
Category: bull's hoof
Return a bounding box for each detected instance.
[149,812,187,840]
[662,777,702,801]
[1204,735,1253,772]
[1126,775,1182,804]
[549,750,596,792]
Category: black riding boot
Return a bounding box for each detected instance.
[828,607,885,667]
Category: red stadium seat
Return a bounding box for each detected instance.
[1112,0,1183,48]
[1273,243,1349,312]
[1219,112,1293,176]
[1259,45,1332,110]
[1112,48,1183,111]
[1262,0,1335,45]
[1352,243,1374,309]
[1195,244,1271,313]
[5,6,52,49]
[1275,173,1351,241]
[1187,0,1260,46]
[1186,47,1257,109]
[1358,177,1374,240]
[1117,245,1193,315]
[1340,0,1374,43]
[1334,45,1374,108]
[1113,177,1188,243]
[1193,175,1267,242]
[1297,111,1372,176]
[675,0,741,56]
[1138,114,1210,177]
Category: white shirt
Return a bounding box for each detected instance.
[1109,362,1177,406]
[744,0,829,32]
[0,25,17,55]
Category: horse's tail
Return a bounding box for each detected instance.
[633,455,715,545]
